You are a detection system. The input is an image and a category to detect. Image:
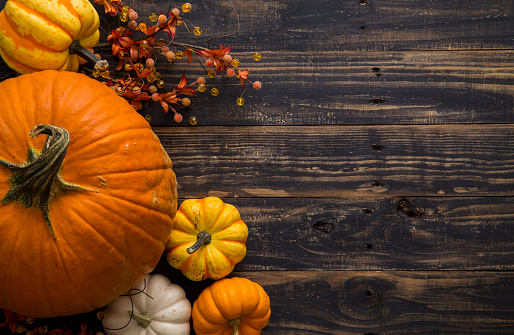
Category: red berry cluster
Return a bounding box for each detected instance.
[92,1,262,123]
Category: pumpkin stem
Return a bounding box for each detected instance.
[69,40,109,72]
[228,318,241,335]
[127,311,152,328]
[0,124,91,239]
[186,230,212,254]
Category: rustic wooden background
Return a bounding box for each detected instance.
[1,0,513,334]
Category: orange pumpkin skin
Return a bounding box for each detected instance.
[0,0,100,74]
[192,277,271,335]
[0,70,177,317]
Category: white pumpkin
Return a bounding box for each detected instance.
[102,274,191,335]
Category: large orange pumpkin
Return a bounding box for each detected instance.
[0,70,177,317]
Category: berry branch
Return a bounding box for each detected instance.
[91,1,262,124]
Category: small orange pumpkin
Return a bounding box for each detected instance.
[166,197,248,281]
[192,277,271,335]
[0,0,101,74]
[0,70,177,317]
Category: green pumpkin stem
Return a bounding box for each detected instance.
[127,311,152,328]
[228,318,241,335]
[69,40,109,71]
[0,124,90,239]
[186,230,212,254]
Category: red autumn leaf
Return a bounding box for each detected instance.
[177,87,197,96]
[79,322,87,335]
[94,0,121,16]
[0,309,26,334]
[159,100,170,113]
[160,16,183,38]
[238,69,249,87]
[177,74,187,89]
[184,49,193,64]
[200,46,232,72]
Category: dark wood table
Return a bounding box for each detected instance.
[0,0,513,334]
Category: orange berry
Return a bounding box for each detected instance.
[166,51,175,60]
[253,81,262,90]
[181,97,191,107]
[132,86,141,95]
[174,112,183,123]
[158,14,168,24]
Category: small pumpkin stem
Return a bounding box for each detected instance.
[0,124,90,239]
[228,318,241,335]
[186,230,211,254]
[69,40,109,71]
[127,311,152,328]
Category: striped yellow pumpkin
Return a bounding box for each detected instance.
[166,197,249,281]
[0,0,100,74]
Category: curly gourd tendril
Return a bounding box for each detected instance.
[102,279,154,331]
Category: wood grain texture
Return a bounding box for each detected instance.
[0,1,512,335]
[154,271,514,334]
[2,270,512,335]
[88,0,514,127]
[121,0,514,52]
[56,1,514,126]
[155,124,514,198]
[153,197,514,272]
[243,270,514,334]
[103,50,514,126]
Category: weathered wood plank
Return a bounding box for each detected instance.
[2,271,512,334]
[245,270,514,334]
[155,124,514,198]
[2,50,512,127]
[88,1,514,126]
[118,0,514,52]
[155,271,514,334]
[1,2,512,126]
[153,197,514,272]
[139,50,514,126]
